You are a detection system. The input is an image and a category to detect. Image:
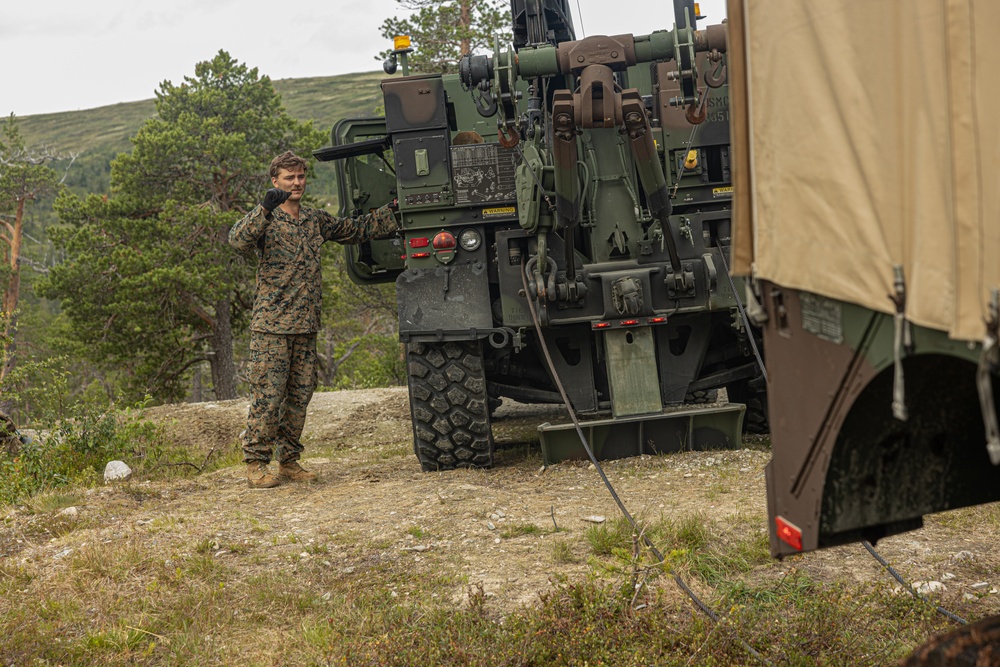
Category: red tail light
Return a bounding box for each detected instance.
[408,237,429,248]
[432,231,456,250]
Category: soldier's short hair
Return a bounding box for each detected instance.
[269,151,308,179]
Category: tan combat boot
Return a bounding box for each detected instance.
[277,461,318,483]
[246,461,280,489]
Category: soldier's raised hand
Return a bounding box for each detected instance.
[261,188,292,212]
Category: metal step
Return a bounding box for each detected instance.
[538,403,746,465]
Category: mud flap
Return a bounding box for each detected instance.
[396,263,493,338]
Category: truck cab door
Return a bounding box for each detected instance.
[328,117,404,285]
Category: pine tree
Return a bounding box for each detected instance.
[40,51,325,402]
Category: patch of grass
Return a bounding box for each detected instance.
[223,541,253,555]
[928,502,1000,534]
[407,525,427,539]
[499,522,543,538]
[194,539,216,555]
[687,530,770,586]
[0,529,980,667]
[69,541,155,584]
[584,516,642,557]
[304,542,329,556]
[551,540,579,564]
[0,562,34,595]
[24,491,84,514]
[362,441,412,463]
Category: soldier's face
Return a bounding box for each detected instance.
[272,167,306,201]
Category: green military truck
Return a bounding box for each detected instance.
[319,0,765,471]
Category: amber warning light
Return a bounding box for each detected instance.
[394,35,411,50]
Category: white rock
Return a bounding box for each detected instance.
[104,461,132,482]
[57,507,78,518]
[915,581,946,595]
[582,515,606,524]
[971,582,989,590]
[941,572,956,581]
[963,593,975,601]
[951,550,975,563]
[487,522,496,530]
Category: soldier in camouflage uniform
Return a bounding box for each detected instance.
[230,151,399,488]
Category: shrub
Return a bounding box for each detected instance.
[0,401,166,506]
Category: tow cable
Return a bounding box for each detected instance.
[520,263,773,666]
[862,541,967,625]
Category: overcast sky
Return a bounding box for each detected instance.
[2,0,727,118]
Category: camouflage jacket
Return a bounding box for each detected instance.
[229,203,399,334]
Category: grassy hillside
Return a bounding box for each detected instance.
[15,71,387,195]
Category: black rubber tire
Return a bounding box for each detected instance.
[685,389,719,404]
[727,376,769,434]
[406,340,494,472]
[900,614,1000,666]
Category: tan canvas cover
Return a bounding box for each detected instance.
[727,0,1000,341]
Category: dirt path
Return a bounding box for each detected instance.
[3,388,999,620]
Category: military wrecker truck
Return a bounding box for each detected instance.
[317,0,765,471]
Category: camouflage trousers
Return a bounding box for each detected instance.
[243,331,318,465]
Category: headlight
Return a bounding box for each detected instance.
[459,228,481,251]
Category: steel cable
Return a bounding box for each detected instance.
[519,262,773,666]
[861,540,967,625]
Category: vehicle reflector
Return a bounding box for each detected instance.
[648,317,667,324]
[409,237,429,248]
[621,319,640,326]
[775,516,803,551]
[432,231,456,250]
[410,252,430,259]
[592,322,611,329]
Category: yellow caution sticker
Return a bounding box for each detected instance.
[712,186,734,198]
[482,206,516,218]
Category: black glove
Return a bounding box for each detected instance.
[261,188,291,212]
